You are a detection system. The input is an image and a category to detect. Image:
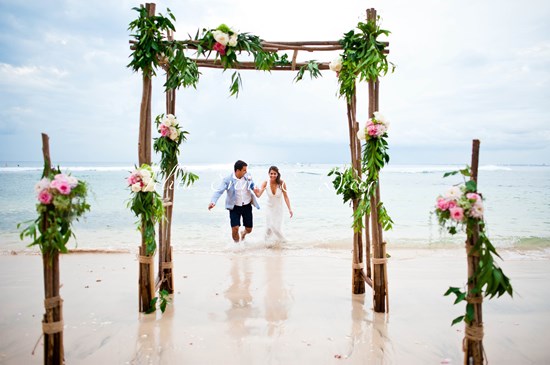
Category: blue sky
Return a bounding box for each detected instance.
[0,0,549,166]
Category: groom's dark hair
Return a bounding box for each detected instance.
[234,160,247,172]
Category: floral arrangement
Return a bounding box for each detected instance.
[329,111,392,232]
[436,167,513,325]
[210,24,238,56]
[153,113,199,186]
[357,112,390,140]
[19,168,90,254]
[127,164,164,255]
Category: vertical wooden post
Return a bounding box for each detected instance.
[137,2,156,313]
[346,87,365,295]
[41,133,64,365]
[159,42,176,293]
[366,7,388,313]
[464,139,484,364]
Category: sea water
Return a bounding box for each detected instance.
[0,162,549,256]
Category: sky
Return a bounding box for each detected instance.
[0,0,549,166]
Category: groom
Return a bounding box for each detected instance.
[208,160,260,242]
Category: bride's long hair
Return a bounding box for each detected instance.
[269,166,281,186]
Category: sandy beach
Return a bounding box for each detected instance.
[1,247,549,364]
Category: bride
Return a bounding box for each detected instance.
[254,166,293,242]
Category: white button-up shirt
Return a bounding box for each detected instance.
[233,173,252,206]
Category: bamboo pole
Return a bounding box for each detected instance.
[40,133,64,365]
[137,2,156,313]
[159,57,176,293]
[346,86,365,295]
[464,139,484,364]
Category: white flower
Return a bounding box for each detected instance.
[445,186,462,200]
[329,56,343,72]
[164,114,176,127]
[169,126,179,141]
[140,169,152,185]
[469,203,484,218]
[35,178,51,193]
[143,181,156,192]
[228,34,238,47]
[373,111,387,125]
[356,128,366,140]
[67,176,79,188]
[212,30,229,46]
[131,183,142,193]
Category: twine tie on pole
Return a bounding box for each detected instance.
[372,258,387,265]
[138,255,154,264]
[352,263,364,270]
[161,261,173,269]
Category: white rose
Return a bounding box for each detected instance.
[131,183,142,192]
[140,169,152,185]
[356,128,366,140]
[164,114,176,127]
[169,126,179,141]
[143,181,156,192]
[445,186,462,200]
[373,111,387,124]
[329,56,342,72]
[35,178,51,193]
[67,176,79,188]
[228,34,238,47]
[212,30,229,46]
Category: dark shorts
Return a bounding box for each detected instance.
[229,203,253,228]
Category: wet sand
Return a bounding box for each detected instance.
[0,247,549,364]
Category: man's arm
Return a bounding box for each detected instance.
[208,176,229,210]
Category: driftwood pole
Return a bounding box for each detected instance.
[464,139,484,364]
[346,86,365,294]
[40,133,64,365]
[137,2,156,313]
[159,42,176,293]
[366,8,388,313]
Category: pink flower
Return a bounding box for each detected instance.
[436,197,450,211]
[447,200,457,209]
[367,124,378,136]
[159,123,169,137]
[127,173,140,186]
[50,179,72,195]
[449,206,464,221]
[213,42,226,55]
[469,203,484,219]
[38,189,53,205]
[466,193,481,202]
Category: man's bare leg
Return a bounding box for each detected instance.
[241,227,252,241]
[231,226,240,242]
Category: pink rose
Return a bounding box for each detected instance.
[449,206,464,221]
[447,200,457,209]
[436,197,450,211]
[38,189,53,205]
[466,193,481,202]
[159,123,169,137]
[213,42,226,55]
[51,179,71,195]
[367,124,378,136]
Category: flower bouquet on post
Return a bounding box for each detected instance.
[435,167,513,326]
[127,164,164,256]
[19,169,90,254]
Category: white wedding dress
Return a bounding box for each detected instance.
[265,184,286,243]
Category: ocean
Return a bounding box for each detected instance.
[1,162,549,256]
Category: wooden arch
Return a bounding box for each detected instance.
[133,2,389,314]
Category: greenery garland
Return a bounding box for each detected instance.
[153,113,199,186]
[127,164,164,255]
[128,7,199,90]
[329,113,393,232]
[128,8,323,97]
[19,167,90,255]
[436,167,513,325]
[334,17,395,102]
